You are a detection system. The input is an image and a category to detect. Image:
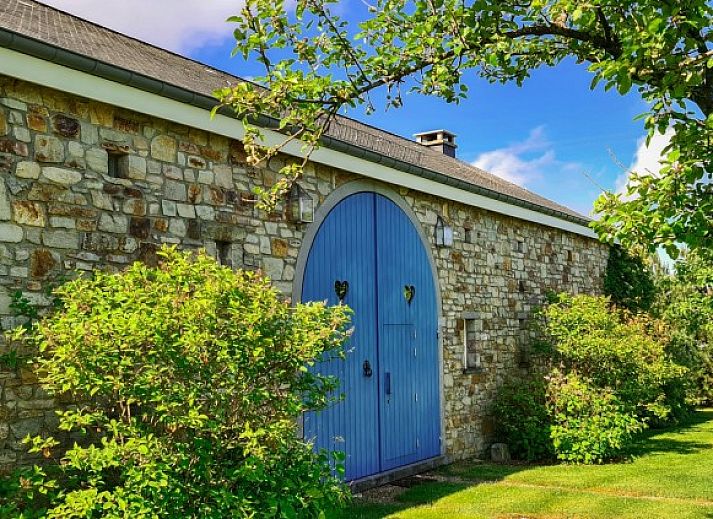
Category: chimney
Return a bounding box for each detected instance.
[414,129,457,158]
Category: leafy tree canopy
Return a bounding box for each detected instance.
[217,0,712,255]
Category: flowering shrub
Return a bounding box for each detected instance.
[5,247,350,518]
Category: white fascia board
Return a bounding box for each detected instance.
[0,46,598,239]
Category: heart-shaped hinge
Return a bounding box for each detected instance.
[334,280,349,302]
[404,285,415,305]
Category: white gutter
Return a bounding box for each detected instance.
[0,46,598,239]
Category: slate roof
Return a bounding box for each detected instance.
[0,0,589,223]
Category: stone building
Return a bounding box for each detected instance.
[0,1,608,484]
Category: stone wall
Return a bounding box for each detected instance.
[0,75,609,470]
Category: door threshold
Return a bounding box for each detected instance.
[349,455,448,493]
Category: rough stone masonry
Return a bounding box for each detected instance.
[0,75,609,471]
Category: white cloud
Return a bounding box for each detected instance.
[40,0,243,53]
[615,128,674,193]
[471,126,573,187]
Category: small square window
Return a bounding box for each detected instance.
[107,153,121,178]
[462,316,482,372]
[216,241,232,267]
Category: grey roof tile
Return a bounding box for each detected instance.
[0,0,588,222]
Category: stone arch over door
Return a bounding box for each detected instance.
[294,180,444,482]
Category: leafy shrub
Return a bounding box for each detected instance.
[492,378,552,461]
[653,250,713,406]
[603,246,655,313]
[546,371,643,464]
[7,247,350,518]
[536,293,687,422]
[495,293,688,464]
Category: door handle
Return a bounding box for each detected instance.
[385,372,391,395]
[362,359,373,377]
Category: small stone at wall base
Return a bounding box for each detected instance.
[490,443,510,464]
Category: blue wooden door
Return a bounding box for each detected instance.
[302,192,439,481]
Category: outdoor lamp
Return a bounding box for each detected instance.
[435,215,454,247]
[288,183,314,223]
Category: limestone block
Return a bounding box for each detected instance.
[262,257,284,281]
[42,229,79,249]
[13,127,30,143]
[195,205,215,220]
[41,167,82,186]
[15,161,40,179]
[12,201,46,227]
[151,135,177,162]
[34,135,65,163]
[0,180,10,220]
[90,190,113,210]
[98,213,128,234]
[26,106,48,132]
[164,180,186,201]
[161,200,177,217]
[120,155,147,180]
[29,249,58,278]
[214,165,233,189]
[176,203,195,219]
[0,109,7,136]
[168,218,186,237]
[0,223,23,242]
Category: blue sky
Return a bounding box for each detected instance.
[42,0,669,217]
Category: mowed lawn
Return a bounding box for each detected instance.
[331,409,713,519]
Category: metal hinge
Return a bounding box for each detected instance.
[414,392,418,402]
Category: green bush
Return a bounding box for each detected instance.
[603,246,656,313]
[536,293,687,422]
[495,293,688,464]
[547,371,643,464]
[492,379,552,461]
[653,250,713,406]
[6,247,350,518]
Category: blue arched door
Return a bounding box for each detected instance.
[302,192,440,481]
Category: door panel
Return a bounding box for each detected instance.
[302,192,380,481]
[380,324,418,469]
[375,195,441,467]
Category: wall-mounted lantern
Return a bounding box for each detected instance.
[287,183,314,223]
[435,215,454,247]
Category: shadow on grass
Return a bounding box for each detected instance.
[626,408,713,457]
[330,409,713,519]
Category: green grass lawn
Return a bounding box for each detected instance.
[331,409,713,519]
